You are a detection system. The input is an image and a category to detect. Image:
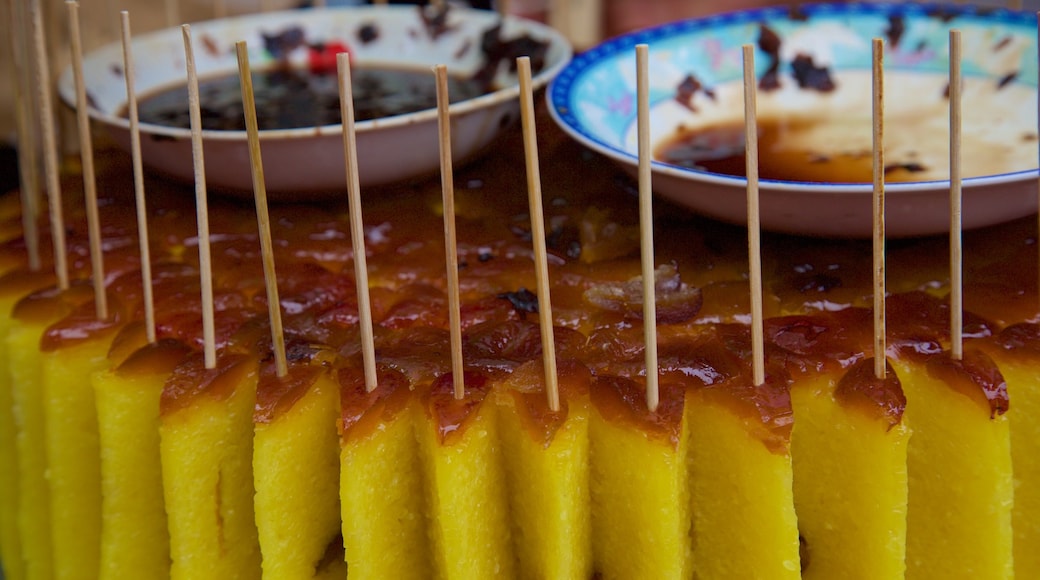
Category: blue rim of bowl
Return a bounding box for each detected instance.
[61,5,573,143]
[547,1,1039,194]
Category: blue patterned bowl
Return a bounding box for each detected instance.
[549,2,1038,237]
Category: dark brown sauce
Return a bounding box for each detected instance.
[132,66,494,131]
[253,360,324,424]
[654,117,924,183]
[159,352,256,415]
[501,359,591,448]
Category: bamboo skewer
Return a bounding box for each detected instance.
[434,63,466,401]
[337,53,378,393]
[949,30,963,360]
[872,38,887,379]
[517,55,560,413]
[743,44,765,387]
[8,0,41,272]
[121,11,157,343]
[635,44,659,413]
[237,40,288,379]
[68,0,108,321]
[184,24,217,366]
[30,0,69,290]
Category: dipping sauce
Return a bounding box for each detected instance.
[654,70,1038,183]
[132,66,495,131]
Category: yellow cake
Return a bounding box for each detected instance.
[338,365,430,580]
[981,322,1040,579]
[589,375,692,579]
[253,359,345,580]
[416,371,515,579]
[159,352,261,580]
[93,338,191,580]
[495,359,592,580]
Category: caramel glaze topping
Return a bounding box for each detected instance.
[834,357,906,429]
[15,109,1040,444]
[985,322,1040,364]
[591,374,687,448]
[254,357,326,424]
[114,338,193,378]
[500,358,592,448]
[925,348,1009,419]
[422,370,493,446]
[338,364,413,442]
[159,352,256,416]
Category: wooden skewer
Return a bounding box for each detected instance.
[68,0,108,321]
[165,0,180,28]
[30,0,69,290]
[434,63,466,401]
[184,24,217,367]
[337,53,378,393]
[743,44,765,387]
[872,38,887,379]
[635,44,659,413]
[949,29,963,360]
[8,0,41,272]
[517,56,560,412]
[236,40,288,378]
[121,11,157,343]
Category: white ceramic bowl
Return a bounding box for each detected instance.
[549,2,1039,237]
[59,5,571,198]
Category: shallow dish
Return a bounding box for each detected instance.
[549,2,1038,237]
[59,5,571,198]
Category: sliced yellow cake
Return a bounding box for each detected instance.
[94,339,191,580]
[496,359,592,580]
[159,352,262,580]
[892,348,1013,580]
[979,322,1040,580]
[8,283,93,580]
[589,374,691,579]
[767,310,909,579]
[790,357,909,579]
[0,270,56,580]
[338,365,430,580]
[686,371,802,579]
[40,304,124,580]
[416,371,514,579]
[253,359,345,580]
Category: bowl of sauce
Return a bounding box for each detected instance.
[548,2,1038,237]
[59,4,571,198]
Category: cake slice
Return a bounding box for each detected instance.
[338,364,430,580]
[892,348,1013,580]
[40,301,125,580]
[159,351,262,580]
[589,374,691,579]
[8,283,93,580]
[768,310,909,579]
[886,292,1013,579]
[253,357,345,580]
[416,370,514,579]
[0,270,56,580]
[977,323,1039,579]
[686,369,801,579]
[93,339,191,580]
[496,359,592,580]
